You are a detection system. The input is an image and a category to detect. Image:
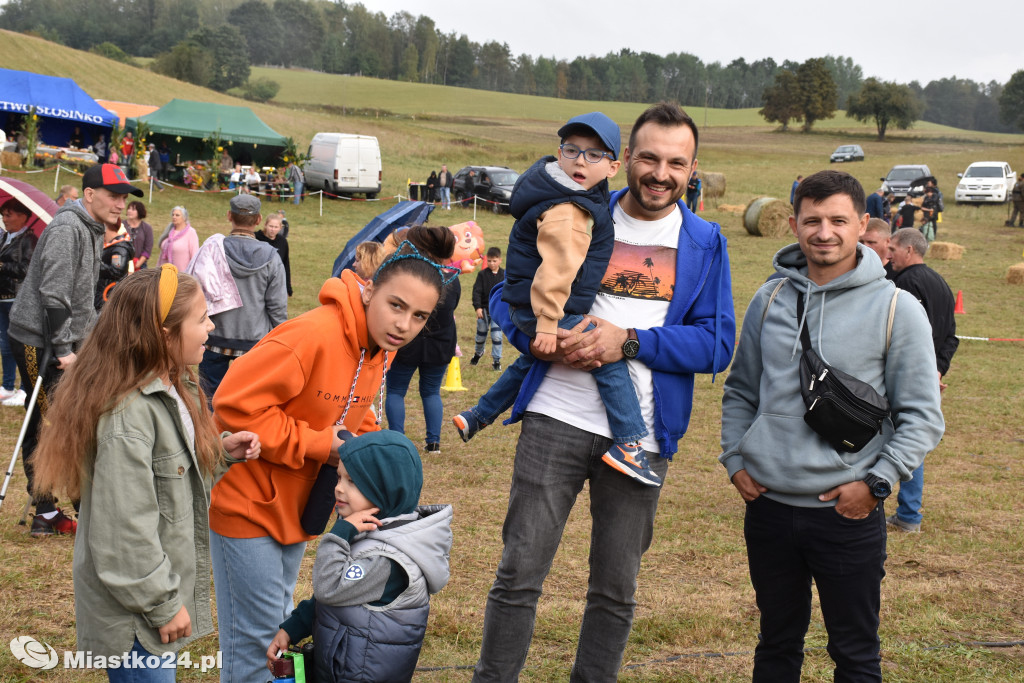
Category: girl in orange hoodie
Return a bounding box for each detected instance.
[208,225,456,682]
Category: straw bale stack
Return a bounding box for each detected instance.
[928,242,965,260]
[1007,263,1024,285]
[1,151,21,169]
[743,197,791,238]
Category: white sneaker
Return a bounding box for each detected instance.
[0,387,15,400]
[2,389,26,406]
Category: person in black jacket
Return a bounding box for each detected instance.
[255,212,292,296]
[887,227,958,533]
[1,199,38,404]
[384,277,460,454]
[95,221,135,310]
[470,247,504,369]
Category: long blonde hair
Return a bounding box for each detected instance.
[33,269,222,500]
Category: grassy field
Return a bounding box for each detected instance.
[2,31,1024,681]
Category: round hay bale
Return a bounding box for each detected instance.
[927,241,965,260]
[743,197,791,238]
[1007,263,1024,285]
[699,171,726,199]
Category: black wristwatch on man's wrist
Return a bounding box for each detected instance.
[621,328,640,359]
[862,473,891,500]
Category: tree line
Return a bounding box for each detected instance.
[1,0,1020,134]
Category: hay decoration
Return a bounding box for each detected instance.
[718,204,747,215]
[1,151,21,169]
[699,171,726,199]
[928,242,965,260]
[743,197,791,238]
[1008,263,1024,285]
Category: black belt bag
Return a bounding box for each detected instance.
[796,292,892,453]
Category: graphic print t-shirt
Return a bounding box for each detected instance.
[526,203,681,452]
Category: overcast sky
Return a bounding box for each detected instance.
[372,0,1020,88]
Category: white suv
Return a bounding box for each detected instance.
[955,161,1015,203]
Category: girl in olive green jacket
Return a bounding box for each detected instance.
[33,265,260,680]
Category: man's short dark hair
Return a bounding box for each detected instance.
[628,102,699,160]
[486,247,501,258]
[793,170,866,218]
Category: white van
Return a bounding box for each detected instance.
[304,133,381,198]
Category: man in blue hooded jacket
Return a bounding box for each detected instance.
[473,103,735,682]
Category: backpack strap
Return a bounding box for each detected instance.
[761,277,788,325]
[885,289,900,356]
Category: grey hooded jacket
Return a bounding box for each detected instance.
[720,243,944,508]
[205,235,287,351]
[312,504,453,682]
[8,200,103,356]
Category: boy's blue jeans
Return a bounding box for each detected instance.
[894,463,924,525]
[470,308,647,444]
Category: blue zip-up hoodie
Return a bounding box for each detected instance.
[491,189,736,458]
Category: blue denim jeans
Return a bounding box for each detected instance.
[105,638,176,683]
[198,349,233,409]
[473,413,668,682]
[744,495,887,683]
[439,186,451,209]
[474,312,503,361]
[471,309,647,443]
[0,300,20,391]
[210,530,306,683]
[385,360,448,444]
[894,463,924,525]
[293,180,304,204]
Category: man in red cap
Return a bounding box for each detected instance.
[8,163,142,536]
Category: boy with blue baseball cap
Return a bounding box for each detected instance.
[453,112,661,487]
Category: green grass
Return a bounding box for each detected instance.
[2,29,1024,682]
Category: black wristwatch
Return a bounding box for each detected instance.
[621,328,640,359]
[862,473,891,500]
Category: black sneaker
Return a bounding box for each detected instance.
[425,442,441,454]
[470,354,481,366]
[31,508,78,537]
[492,361,501,371]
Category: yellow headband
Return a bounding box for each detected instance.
[158,264,178,322]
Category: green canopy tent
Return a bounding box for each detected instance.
[126,98,287,174]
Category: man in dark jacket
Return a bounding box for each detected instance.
[8,163,142,535]
[886,227,958,533]
[470,247,504,369]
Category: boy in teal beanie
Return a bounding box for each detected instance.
[267,431,453,682]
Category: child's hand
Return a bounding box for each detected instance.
[223,431,261,461]
[158,605,192,644]
[534,332,557,355]
[266,629,291,669]
[343,507,381,533]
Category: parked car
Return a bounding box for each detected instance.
[304,133,381,199]
[881,164,932,199]
[452,165,519,213]
[830,144,864,163]
[954,161,1016,203]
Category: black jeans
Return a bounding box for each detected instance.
[744,495,887,683]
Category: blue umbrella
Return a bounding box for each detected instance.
[332,200,434,277]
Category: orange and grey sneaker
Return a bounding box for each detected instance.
[602,443,662,487]
[30,508,78,537]
[452,410,487,443]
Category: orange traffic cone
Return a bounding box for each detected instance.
[953,290,965,314]
[441,356,467,392]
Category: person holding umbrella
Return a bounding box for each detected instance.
[7,163,142,536]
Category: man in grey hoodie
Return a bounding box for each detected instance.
[9,163,143,535]
[720,170,944,682]
[197,193,287,403]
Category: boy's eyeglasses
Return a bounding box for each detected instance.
[559,143,615,164]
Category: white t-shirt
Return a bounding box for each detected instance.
[526,203,682,452]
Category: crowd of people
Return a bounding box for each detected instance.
[0,100,963,682]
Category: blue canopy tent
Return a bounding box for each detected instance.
[0,68,116,150]
[332,201,435,277]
